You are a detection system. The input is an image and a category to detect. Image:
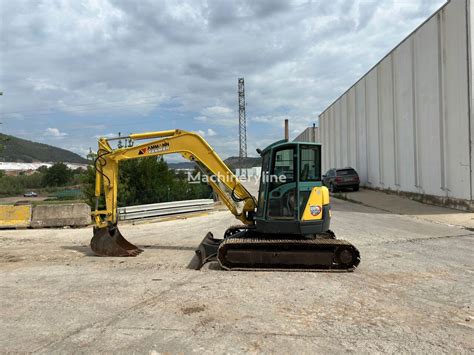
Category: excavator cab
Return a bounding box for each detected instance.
[254,140,330,237]
[197,139,359,270]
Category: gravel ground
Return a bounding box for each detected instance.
[1,198,473,353]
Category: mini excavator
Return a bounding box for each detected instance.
[91,129,360,271]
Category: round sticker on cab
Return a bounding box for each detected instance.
[310,205,322,216]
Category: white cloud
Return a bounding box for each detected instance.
[196,128,218,137]
[250,115,317,140]
[2,113,24,121]
[67,145,90,157]
[1,0,445,157]
[194,106,235,126]
[45,127,68,138]
[30,78,66,92]
[94,133,117,139]
[202,106,233,117]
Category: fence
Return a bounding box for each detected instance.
[118,199,214,221]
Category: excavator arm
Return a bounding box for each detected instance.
[92,129,256,231]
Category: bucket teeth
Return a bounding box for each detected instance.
[90,226,143,257]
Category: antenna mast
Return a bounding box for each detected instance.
[238,78,247,175]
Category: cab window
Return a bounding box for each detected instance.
[256,152,270,217]
[272,147,295,184]
[300,146,321,181]
[267,147,297,219]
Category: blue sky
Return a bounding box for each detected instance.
[0,0,445,161]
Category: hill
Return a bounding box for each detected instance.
[0,133,88,164]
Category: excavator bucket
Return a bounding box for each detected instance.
[194,232,222,269]
[90,225,143,257]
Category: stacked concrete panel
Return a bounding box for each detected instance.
[0,203,91,229]
[319,0,473,208]
[0,205,32,228]
[30,203,91,228]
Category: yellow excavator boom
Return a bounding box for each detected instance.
[92,129,256,230]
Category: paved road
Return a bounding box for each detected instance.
[1,198,473,353]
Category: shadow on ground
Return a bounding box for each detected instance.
[61,245,96,256]
[62,244,199,257]
[141,245,197,251]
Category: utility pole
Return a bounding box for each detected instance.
[238,78,247,177]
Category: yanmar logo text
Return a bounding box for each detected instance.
[138,142,170,155]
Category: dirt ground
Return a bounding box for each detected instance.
[1,198,473,353]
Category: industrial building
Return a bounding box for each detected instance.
[0,162,88,176]
[293,124,320,143]
[318,0,473,210]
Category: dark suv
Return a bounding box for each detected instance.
[322,168,360,192]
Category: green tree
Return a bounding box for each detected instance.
[120,157,175,206]
[82,157,212,207]
[42,162,73,187]
[82,165,101,207]
[0,172,44,196]
[37,165,49,174]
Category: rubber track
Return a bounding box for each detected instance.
[218,237,360,271]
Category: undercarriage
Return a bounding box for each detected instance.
[196,225,360,271]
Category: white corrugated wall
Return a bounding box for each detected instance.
[470,0,474,199]
[293,127,320,142]
[319,0,472,202]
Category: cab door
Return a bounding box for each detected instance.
[255,151,270,218]
[266,146,297,220]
